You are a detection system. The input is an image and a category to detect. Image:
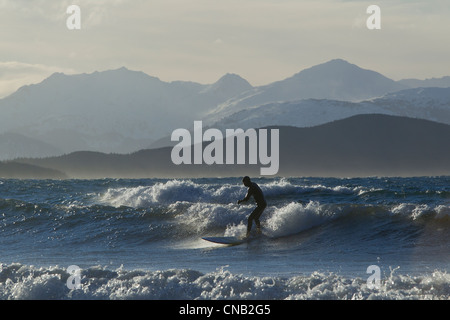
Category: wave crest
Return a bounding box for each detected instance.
[1,263,448,300]
[264,201,335,238]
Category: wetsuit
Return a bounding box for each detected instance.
[241,182,267,235]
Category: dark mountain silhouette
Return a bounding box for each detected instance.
[0,162,66,179]
[13,114,450,179]
[277,114,450,177]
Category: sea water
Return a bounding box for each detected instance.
[0,177,448,299]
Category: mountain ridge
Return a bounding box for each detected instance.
[208,86,450,133]
[1,59,450,161]
[11,114,450,179]
[0,67,254,157]
[203,59,409,123]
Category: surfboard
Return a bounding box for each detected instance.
[202,236,247,246]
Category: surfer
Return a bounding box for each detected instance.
[237,176,267,237]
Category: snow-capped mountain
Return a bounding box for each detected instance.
[209,87,450,131]
[0,68,252,156]
[0,59,449,160]
[203,59,408,123]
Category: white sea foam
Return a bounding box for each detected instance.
[0,263,448,300]
[172,202,248,234]
[391,203,450,220]
[213,201,333,238]
[167,199,336,238]
[99,180,206,207]
[221,201,338,238]
[97,179,378,209]
[96,180,449,241]
[99,180,242,207]
[264,201,335,238]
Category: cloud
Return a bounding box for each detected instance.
[0,0,130,28]
[0,0,449,90]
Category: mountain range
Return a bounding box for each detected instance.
[0,58,449,178]
[203,59,407,122]
[13,114,450,179]
[205,87,450,134]
[1,58,449,161]
[0,68,252,159]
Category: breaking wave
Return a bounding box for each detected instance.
[96,178,450,239]
[0,263,448,300]
[98,178,386,208]
[1,177,448,301]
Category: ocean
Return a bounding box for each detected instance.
[0,176,448,300]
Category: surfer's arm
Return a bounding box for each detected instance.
[238,189,252,204]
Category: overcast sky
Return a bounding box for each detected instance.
[0,0,449,97]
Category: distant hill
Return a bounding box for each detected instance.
[15,114,450,179]
[0,162,66,179]
[398,76,450,88]
[277,114,450,177]
[0,132,62,161]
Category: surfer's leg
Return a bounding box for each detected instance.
[247,215,254,236]
[247,205,266,236]
[247,207,258,236]
[254,204,266,232]
[255,219,261,234]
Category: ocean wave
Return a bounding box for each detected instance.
[98,180,241,207]
[2,179,448,245]
[2,196,448,244]
[0,263,448,300]
[96,179,385,208]
[391,203,450,221]
[168,200,338,238]
[206,201,450,239]
[263,201,336,238]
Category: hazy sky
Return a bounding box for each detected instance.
[0,0,449,97]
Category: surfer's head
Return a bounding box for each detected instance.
[242,176,251,187]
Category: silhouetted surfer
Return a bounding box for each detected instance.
[237,176,267,237]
